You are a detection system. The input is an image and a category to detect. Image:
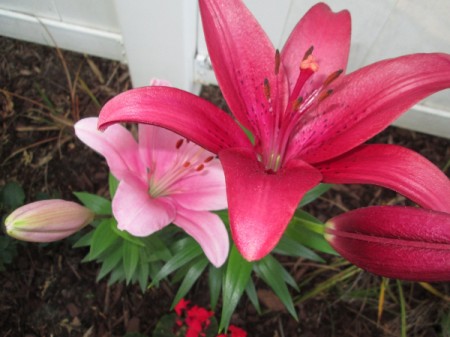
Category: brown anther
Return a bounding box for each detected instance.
[292,97,303,111]
[323,69,343,86]
[204,156,214,163]
[318,89,333,103]
[275,49,281,75]
[302,46,314,61]
[196,164,205,171]
[175,139,184,149]
[263,78,271,100]
[183,161,191,168]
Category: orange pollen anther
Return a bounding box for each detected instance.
[196,164,205,171]
[183,161,191,168]
[300,54,319,72]
[204,156,214,163]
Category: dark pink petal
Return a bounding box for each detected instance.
[199,0,288,135]
[281,3,351,95]
[317,144,450,212]
[98,86,252,155]
[294,53,450,163]
[325,206,450,281]
[219,148,322,261]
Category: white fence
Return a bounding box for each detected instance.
[1,0,449,138]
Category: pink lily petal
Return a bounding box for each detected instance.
[98,86,252,155]
[113,176,176,236]
[172,162,228,211]
[219,148,322,260]
[325,206,450,281]
[281,3,351,95]
[75,117,143,180]
[138,123,187,180]
[174,208,229,267]
[199,0,289,136]
[317,144,450,212]
[294,53,450,163]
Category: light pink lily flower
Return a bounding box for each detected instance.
[97,1,450,262]
[74,117,229,267]
[5,200,94,242]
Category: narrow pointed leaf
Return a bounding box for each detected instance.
[220,245,253,332]
[254,255,298,320]
[152,238,203,285]
[74,192,112,215]
[171,257,209,308]
[123,240,140,284]
[208,265,223,310]
[244,279,261,314]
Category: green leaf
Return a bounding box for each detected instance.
[73,192,112,215]
[299,183,332,207]
[109,173,119,198]
[244,279,261,314]
[0,181,25,209]
[275,235,325,262]
[171,257,209,308]
[208,265,223,310]
[152,238,203,285]
[288,210,337,255]
[123,240,140,284]
[219,245,253,332]
[143,234,172,262]
[88,219,118,260]
[110,223,146,247]
[137,249,150,292]
[73,230,94,248]
[96,245,123,281]
[254,255,298,320]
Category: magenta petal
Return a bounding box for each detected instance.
[317,144,450,212]
[174,208,229,267]
[98,86,252,155]
[199,0,288,135]
[219,148,322,261]
[281,3,351,94]
[325,206,450,281]
[113,178,176,237]
[296,53,450,163]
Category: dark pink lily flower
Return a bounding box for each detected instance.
[98,1,450,261]
[325,206,450,281]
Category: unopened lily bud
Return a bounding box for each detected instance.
[325,206,450,282]
[4,200,94,242]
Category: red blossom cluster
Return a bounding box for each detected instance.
[174,299,247,337]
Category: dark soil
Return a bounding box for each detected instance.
[1,35,449,337]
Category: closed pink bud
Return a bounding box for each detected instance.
[325,206,450,281]
[5,200,94,242]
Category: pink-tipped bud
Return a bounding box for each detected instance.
[325,206,450,282]
[4,200,94,242]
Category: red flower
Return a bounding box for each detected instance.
[175,298,190,317]
[228,325,247,337]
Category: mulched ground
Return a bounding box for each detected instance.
[1,35,449,337]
